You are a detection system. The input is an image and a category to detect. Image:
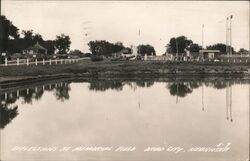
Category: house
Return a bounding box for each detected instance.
[23,42,47,55]
[199,50,220,60]
[111,48,132,58]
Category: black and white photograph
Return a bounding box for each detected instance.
[0,0,249,161]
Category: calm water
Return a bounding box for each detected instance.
[0,78,249,161]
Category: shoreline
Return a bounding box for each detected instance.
[0,60,250,84]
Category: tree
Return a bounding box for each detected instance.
[238,48,249,55]
[54,34,71,54]
[22,30,34,40]
[0,15,20,53]
[166,36,193,54]
[88,40,125,57]
[69,49,84,57]
[189,43,202,53]
[137,44,156,56]
[43,40,55,55]
[206,43,234,54]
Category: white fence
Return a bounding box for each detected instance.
[143,55,250,63]
[0,57,88,67]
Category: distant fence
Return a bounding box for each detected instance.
[144,55,250,63]
[0,57,89,67]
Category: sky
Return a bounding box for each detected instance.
[1,1,249,54]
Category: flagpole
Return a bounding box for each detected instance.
[226,17,229,57]
[229,15,233,56]
[202,24,204,60]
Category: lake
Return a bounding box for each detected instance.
[0,77,249,161]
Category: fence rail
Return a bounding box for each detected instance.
[144,56,250,63]
[0,57,89,67]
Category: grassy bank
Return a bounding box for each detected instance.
[0,59,250,83]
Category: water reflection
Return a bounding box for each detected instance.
[54,83,71,101]
[0,104,18,129]
[89,80,124,91]
[0,78,249,129]
[167,83,193,97]
[0,81,71,129]
[226,82,233,122]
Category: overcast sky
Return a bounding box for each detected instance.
[2,1,249,54]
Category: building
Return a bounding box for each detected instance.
[199,50,220,60]
[111,48,132,58]
[23,42,47,55]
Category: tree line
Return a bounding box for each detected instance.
[1,15,248,57]
[0,15,71,55]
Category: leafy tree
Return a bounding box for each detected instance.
[137,44,156,56]
[22,30,34,40]
[0,15,20,53]
[43,40,55,55]
[123,47,132,54]
[189,43,202,52]
[88,40,125,57]
[238,48,249,55]
[33,33,44,43]
[69,49,84,55]
[206,43,234,54]
[166,36,193,54]
[54,34,71,54]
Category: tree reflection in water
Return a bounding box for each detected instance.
[0,78,248,129]
[135,80,154,88]
[54,82,71,101]
[20,88,35,104]
[168,83,193,97]
[88,81,124,91]
[0,104,19,129]
[0,81,71,129]
[88,80,155,91]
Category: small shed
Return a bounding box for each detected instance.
[199,50,220,60]
[112,48,132,58]
[23,42,47,55]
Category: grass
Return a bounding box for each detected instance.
[0,59,249,81]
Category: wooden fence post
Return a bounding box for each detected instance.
[27,59,29,66]
[55,59,57,64]
[43,59,45,65]
[49,59,51,65]
[5,58,8,66]
[35,59,37,65]
[17,58,19,66]
[5,92,7,100]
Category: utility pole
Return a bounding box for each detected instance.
[226,17,229,57]
[229,15,233,56]
[176,38,179,60]
[202,24,205,60]
[202,24,204,49]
